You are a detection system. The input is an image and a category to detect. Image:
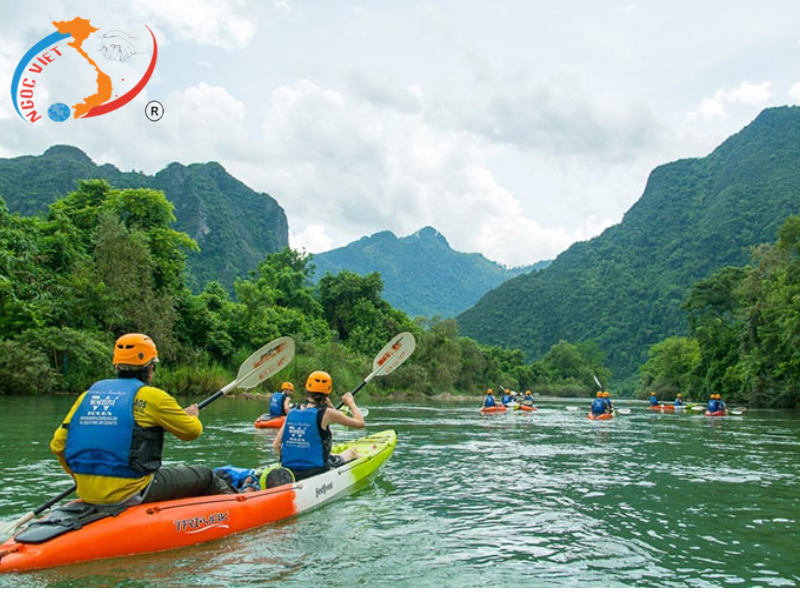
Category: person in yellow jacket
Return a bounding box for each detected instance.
[50,333,234,505]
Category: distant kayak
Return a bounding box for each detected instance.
[587,411,615,421]
[519,405,537,412]
[480,406,507,414]
[650,404,686,412]
[254,415,285,429]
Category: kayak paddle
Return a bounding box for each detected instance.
[198,336,295,409]
[0,336,295,540]
[336,331,416,409]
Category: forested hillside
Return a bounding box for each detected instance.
[312,226,546,317]
[458,107,800,383]
[0,146,288,291]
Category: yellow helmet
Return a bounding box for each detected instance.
[280,382,294,391]
[306,371,332,394]
[526,390,531,395]
[113,333,158,367]
[677,393,682,397]
[487,389,493,394]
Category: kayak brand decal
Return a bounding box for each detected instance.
[173,511,230,534]
[315,482,334,499]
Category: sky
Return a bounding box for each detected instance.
[2,1,800,267]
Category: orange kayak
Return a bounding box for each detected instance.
[254,415,284,429]
[587,411,615,420]
[519,405,537,412]
[0,430,396,573]
[480,406,507,414]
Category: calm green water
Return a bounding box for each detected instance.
[0,395,798,587]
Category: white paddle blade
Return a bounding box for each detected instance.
[372,332,416,377]
[236,337,295,390]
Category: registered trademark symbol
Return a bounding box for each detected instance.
[145,100,164,122]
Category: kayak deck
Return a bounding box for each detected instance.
[0,430,397,573]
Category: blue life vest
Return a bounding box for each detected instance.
[484,395,496,408]
[674,397,683,406]
[708,399,719,412]
[523,394,535,403]
[591,398,607,415]
[501,395,512,405]
[281,407,327,471]
[649,395,658,406]
[65,378,161,479]
[269,392,287,416]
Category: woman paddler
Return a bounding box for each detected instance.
[273,371,365,482]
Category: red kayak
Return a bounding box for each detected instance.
[480,406,507,414]
[705,410,727,417]
[519,405,537,412]
[254,415,284,429]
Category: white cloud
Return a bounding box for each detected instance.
[290,224,334,255]
[688,81,773,122]
[789,82,800,103]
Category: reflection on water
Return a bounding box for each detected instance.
[0,396,798,587]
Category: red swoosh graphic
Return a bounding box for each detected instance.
[83,25,157,118]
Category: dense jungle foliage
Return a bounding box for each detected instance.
[638,216,800,408]
[0,181,605,399]
[0,145,288,293]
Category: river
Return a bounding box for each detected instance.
[0,395,797,587]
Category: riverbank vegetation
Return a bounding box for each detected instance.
[638,217,800,408]
[0,181,607,399]
[2,180,798,407]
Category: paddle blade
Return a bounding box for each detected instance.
[372,332,416,377]
[235,337,295,390]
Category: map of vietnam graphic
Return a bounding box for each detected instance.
[52,17,112,118]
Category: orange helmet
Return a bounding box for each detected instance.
[505,389,510,394]
[596,391,603,397]
[603,392,610,398]
[280,382,294,392]
[113,333,158,367]
[487,389,493,394]
[526,390,531,395]
[306,371,332,394]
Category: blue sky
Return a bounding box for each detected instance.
[2,1,799,267]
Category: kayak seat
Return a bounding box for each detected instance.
[15,502,127,544]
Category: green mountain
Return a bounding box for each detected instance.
[0,145,288,291]
[457,106,800,381]
[311,226,547,318]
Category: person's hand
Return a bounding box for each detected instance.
[184,404,199,417]
[341,392,355,409]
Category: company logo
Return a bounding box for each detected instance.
[173,512,230,534]
[11,16,158,123]
[315,482,334,498]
